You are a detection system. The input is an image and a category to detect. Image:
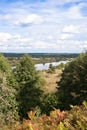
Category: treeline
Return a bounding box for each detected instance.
[0,52,87,129]
[2,52,79,58]
[3,52,80,65]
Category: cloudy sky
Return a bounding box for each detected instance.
[0,0,87,53]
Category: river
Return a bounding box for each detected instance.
[12,61,68,71]
[35,61,68,70]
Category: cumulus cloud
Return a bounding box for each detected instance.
[56,39,87,51]
[0,32,33,52]
[13,35,32,43]
[66,4,83,19]
[0,32,12,42]
[0,0,87,53]
[62,25,80,34]
[28,40,55,50]
[15,14,44,26]
[0,14,12,20]
[60,33,74,39]
[0,32,32,43]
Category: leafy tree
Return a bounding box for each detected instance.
[0,54,17,88]
[57,53,87,110]
[0,54,10,73]
[0,54,19,124]
[15,54,44,119]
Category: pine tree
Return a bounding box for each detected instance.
[15,54,44,119]
[57,53,87,110]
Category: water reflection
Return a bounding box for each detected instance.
[35,61,68,70]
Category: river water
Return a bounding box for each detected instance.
[35,61,68,70]
[12,61,68,71]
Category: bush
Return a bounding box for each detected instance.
[48,64,55,73]
[17,101,87,130]
[56,63,65,69]
[41,93,58,115]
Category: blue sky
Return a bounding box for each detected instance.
[0,0,87,53]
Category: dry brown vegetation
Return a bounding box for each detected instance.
[42,69,62,93]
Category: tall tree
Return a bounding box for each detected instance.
[15,54,44,119]
[0,54,19,124]
[57,53,87,110]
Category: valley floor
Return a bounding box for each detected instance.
[42,69,62,93]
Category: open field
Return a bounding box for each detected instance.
[42,69,62,93]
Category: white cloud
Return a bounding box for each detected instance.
[0,14,12,20]
[0,32,32,47]
[60,33,74,39]
[31,41,55,49]
[57,39,87,48]
[47,35,53,40]
[0,0,87,53]
[63,25,80,34]
[15,14,44,26]
[13,35,32,43]
[0,32,12,42]
[66,5,82,19]
[83,41,87,48]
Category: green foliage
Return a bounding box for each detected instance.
[56,63,65,69]
[0,54,18,88]
[0,54,10,73]
[15,54,44,119]
[41,93,58,115]
[48,63,55,73]
[0,54,19,124]
[1,102,87,130]
[57,53,87,110]
[15,54,36,84]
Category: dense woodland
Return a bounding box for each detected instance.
[0,52,87,130]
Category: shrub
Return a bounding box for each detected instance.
[48,64,55,73]
[41,93,58,115]
[17,101,87,130]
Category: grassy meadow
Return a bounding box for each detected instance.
[42,69,62,93]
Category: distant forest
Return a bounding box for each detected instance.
[2,53,80,58]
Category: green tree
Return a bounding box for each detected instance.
[41,93,58,115]
[57,53,87,110]
[0,54,10,73]
[0,54,19,124]
[0,54,17,88]
[15,54,44,119]
[48,63,55,73]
